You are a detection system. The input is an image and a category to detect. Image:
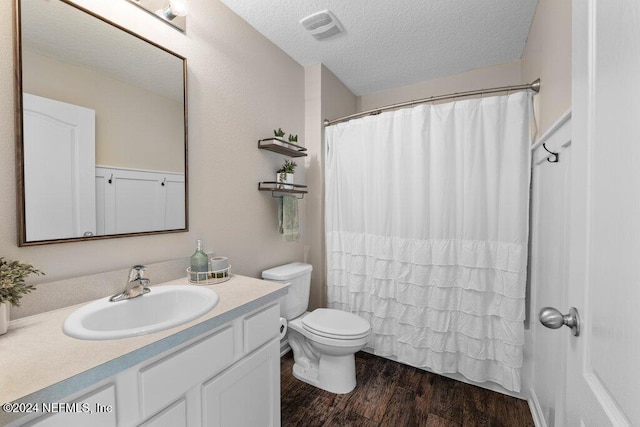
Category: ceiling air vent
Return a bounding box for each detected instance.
[300,10,344,40]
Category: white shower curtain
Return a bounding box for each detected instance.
[325,92,532,392]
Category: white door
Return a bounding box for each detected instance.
[565,0,640,425]
[22,93,96,241]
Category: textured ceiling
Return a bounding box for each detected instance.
[21,0,184,102]
[218,0,538,95]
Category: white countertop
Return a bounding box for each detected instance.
[0,275,287,408]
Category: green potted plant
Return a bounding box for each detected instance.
[288,134,298,143]
[277,160,297,189]
[273,128,286,141]
[0,257,44,335]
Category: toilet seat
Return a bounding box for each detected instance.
[302,308,370,340]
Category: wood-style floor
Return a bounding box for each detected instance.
[281,351,534,427]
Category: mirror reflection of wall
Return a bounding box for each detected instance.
[22,50,185,173]
[18,0,187,244]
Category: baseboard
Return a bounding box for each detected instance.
[528,387,547,427]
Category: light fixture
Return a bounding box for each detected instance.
[157,0,189,21]
[126,0,188,32]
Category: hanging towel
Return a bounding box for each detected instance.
[278,195,299,242]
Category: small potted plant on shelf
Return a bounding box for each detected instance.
[288,134,298,144]
[277,160,297,189]
[274,128,286,141]
[0,257,44,335]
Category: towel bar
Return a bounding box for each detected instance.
[258,181,307,199]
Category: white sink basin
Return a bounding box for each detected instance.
[63,285,219,340]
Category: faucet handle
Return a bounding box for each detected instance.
[129,265,147,282]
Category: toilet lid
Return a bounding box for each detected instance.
[302,309,370,339]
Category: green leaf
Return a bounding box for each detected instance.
[0,257,44,306]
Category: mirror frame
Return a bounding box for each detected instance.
[14,0,189,246]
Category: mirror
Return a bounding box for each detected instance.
[15,0,188,246]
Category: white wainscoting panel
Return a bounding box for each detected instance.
[528,110,571,427]
[95,166,185,235]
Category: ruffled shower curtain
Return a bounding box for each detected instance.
[325,92,532,392]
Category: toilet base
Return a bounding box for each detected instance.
[292,353,357,394]
[288,324,359,394]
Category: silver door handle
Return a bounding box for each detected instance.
[539,306,581,336]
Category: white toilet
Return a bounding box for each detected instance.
[262,262,371,394]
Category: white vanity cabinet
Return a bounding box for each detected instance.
[202,340,280,427]
[17,302,281,427]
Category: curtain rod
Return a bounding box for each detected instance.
[323,78,541,127]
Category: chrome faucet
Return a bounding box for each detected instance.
[109,265,151,302]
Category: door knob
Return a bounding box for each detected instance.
[539,306,581,336]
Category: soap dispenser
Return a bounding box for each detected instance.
[190,240,208,282]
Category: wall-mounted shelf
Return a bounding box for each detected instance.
[258,138,308,157]
[259,181,308,199]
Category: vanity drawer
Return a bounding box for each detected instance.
[243,303,280,354]
[138,326,234,418]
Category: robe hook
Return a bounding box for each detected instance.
[542,143,559,163]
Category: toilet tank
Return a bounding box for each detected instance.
[262,262,313,320]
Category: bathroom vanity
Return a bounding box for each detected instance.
[0,275,287,427]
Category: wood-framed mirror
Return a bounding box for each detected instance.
[14,0,188,246]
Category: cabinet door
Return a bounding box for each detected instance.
[139,399,186,427]
[202,340,280,427]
